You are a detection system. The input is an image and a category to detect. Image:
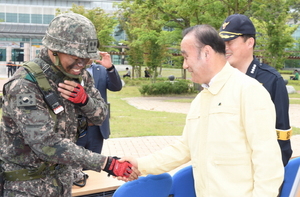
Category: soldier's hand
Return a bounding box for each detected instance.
[103,156,132,178]
[117,156,141,182]
[58,80,88,106]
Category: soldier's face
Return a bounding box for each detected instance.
[59,53,90,75]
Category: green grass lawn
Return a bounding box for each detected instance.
[108,86,188,138]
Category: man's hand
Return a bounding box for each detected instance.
[117,156,141,182]
[103,156,133,178]
[58,80,88,106]
[95,52,112,69]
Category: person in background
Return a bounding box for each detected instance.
[6,60,13,78]
[144,67,151,78]
[123,67,131,78]
[290,69,299,80]
[0,13,136,197]
[76,56,122,154]
[219,14,292,166]
[121,24,284,197]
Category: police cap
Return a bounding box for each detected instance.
[219,14,256,41]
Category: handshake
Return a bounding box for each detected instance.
[103,156,138,180]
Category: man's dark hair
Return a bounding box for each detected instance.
[241,34,256,48]
[182,24,226,55]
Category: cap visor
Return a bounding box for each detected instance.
[219,32,239,41]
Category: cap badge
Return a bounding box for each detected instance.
[222,22,230,29]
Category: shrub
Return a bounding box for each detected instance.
[139,80,192,95]
[279,70,293,75]
[122,77,168,86]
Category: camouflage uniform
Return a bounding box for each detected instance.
[0,13,108,197]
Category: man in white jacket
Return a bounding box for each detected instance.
[121,24,284,197]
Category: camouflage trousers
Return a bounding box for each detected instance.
[3,166,73,197]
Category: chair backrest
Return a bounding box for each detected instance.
[280,157,300,197]
[169,165,196,197]
[112,173,173,197]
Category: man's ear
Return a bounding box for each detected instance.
[203,45,212,58]
[247,37,255,48]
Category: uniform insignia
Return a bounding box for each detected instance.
[222,22,230,29]
[87,39,98,53]
[250,64,257,74]
[17,93,36,107]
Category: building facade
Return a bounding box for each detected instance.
[0,0,124,71]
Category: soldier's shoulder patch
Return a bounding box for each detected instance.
[24,72,36,82]
[17,93,36,107]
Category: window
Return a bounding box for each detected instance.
[43,14,54,24]
[6,13,17,23]
[19,13,30,23]
[0,13,5,22]
[0,49,6,61]
[31,14,42,24]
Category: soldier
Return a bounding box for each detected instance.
[0,13,136,197]
[6,60,13,78]
[219,14,293,166]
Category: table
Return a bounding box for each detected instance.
[72,170,123,197]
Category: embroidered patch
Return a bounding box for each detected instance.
[17,93,36,107]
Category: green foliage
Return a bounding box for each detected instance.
[287,79,300,87]
[115,0,299,72]
[289,0,300,24]
[285,38,300,68]
[251,0,298,69]
[279,70,294,75]
[59,0,300,74]
[139,80,192,95]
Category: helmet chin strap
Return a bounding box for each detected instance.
[53,53,82,82]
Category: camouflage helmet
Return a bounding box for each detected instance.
[42,13,99,59]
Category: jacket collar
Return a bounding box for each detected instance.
[205,62,235,95]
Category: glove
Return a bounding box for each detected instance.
[68,83,88,106]
[103,156,133,178]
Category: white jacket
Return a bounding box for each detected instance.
[138,63,284,197]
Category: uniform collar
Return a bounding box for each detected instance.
[245,56,260,78]
[205,62,235,95]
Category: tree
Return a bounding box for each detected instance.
[115,3,147,78]
[289,0,300,23]
[251,0,297,69]
[285,38,300,68]
[116,0,170,80]
[114,0,299,73]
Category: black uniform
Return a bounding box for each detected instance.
[246,57,292,166]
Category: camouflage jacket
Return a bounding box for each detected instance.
[0,49,108,187]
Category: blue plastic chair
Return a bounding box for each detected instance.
[169,165,196,197]
[280,157,300,197]
[112,173,173,197]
